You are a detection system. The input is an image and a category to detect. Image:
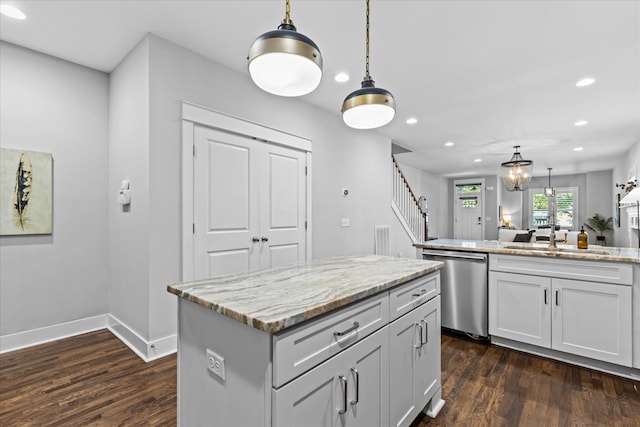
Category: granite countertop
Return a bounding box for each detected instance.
[416,239,640,263]
[167,255,443,333]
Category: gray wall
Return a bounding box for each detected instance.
[108,34,394,344]
[0,42,110,336]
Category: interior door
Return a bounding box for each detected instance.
[193,125,307,280]
[193,126,261,279]
[260,144,307,269]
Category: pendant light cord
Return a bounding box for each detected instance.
[282,0,293,26]
[365,0,370,80]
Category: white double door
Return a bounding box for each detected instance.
[193,125,307,279]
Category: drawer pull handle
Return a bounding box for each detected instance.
[414,323,423,348]
[338,375,348,415]
[351,368,359,405]
[420,320,428,346]
[412,289,427,297]
[334,321,359,337]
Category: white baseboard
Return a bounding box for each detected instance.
[0,314,109,354]
[107,314,176,362]
[0,314,176,363]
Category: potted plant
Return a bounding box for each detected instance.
[584,214,613,245]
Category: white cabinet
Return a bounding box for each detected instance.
[272,327,389,427]
[552,278,632,365]
[489,272,551,347]
[389,295,440,427]
[489,255,633,367]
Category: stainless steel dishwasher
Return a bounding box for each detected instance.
[422,249,488,338]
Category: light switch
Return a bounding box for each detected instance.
[341,218,350,227]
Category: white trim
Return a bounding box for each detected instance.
[391,200,419,244]
[107,314,176,362]
[0,314,177,363]
[181,102,312,280]
[528,186,579,229]
[0,314,109,354]
[182,119,195,282]
[181,102,312,152]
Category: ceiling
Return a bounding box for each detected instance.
[1,0,638,178]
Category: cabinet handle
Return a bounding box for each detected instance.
[412,289,427,298]
[555,289,560,306]
[261,236,269,242]
[350,368,359,405]
[420,320,428,345]
[334,321,359,337]
[414,323,423,348]
[252,236,260,242]
[544,288,548,305]
[338,375,348,415]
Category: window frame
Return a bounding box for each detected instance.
[529,186,579,229]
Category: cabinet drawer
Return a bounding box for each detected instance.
[389,272,440,321]
[272,292,389,388]
[489,255,632,285]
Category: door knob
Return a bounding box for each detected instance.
[252,237,260,242]
[261,236,269,242]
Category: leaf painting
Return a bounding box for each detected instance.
[13,153,32,229]
[0,147,52,235]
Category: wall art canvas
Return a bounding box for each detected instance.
[0,148,53,235]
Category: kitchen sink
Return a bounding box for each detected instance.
[502,245,610,255]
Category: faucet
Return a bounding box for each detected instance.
[547,192,557,249]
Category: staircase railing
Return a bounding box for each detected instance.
[392,156,427,243]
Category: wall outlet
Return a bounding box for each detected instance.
[206,348,226,381]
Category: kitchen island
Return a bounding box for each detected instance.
[168,255,445,427]
[415,239,640,380]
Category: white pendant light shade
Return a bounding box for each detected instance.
[501,146,533,191]
[342,80,396,129]
[248,2,322,97]
[342,0,396,129]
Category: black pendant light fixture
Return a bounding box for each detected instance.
[248,0,323,97]
[501,145,533,191]
[341,0,396,129]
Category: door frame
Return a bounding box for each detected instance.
[181,102,312,282]
[453,178,485,240]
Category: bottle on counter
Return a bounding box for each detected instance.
[577,226,588,249]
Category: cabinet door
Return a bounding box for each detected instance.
[272,327,388,427]
[389,296,440,427]
[489,272,551,347]
[552,278,632,366]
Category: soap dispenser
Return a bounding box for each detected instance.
[577,226,588,249]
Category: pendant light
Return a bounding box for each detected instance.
[501,145,533,191]
[248,0,323,97]
[341,0,396,129]
[544,168,555,196]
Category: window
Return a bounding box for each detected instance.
[529,187,578,229]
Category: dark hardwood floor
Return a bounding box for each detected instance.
[1,329,638,426]
[0,330,176,426]
[412,332,640,427]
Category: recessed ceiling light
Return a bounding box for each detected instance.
[0,5,26,20]
[474,158,482,163]
[334,72,350,83]
[444,141,454,147]
[406,117,418,125]
[576,77,596,87]
[573,147,584,151]
[574,120,589,127]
